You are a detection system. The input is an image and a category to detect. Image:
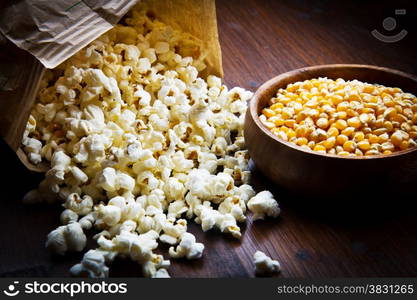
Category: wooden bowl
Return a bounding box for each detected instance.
[244,64,417,197]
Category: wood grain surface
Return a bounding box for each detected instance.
[1,0,417,278]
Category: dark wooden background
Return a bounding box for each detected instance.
[1,0,417,277]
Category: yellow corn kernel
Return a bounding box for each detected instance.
[316,117,329,129]
[272,117,284,127]
[390,113,407,123]
[276,131,288,141]
[263,121,275,129]
[383,150,393,155]
[336,111,348,119]
[270,103,284,110]
[337,102,350,112]
[330,94,343,105]
[399,140,409,150]
[368,134,379,144]
[287,129,296,139]
[307,141,316,149]
[391,130,406,147]
[327,127,339,137]
[280,126,289,133]
[346,109,358,118]
[373,128,387,136]
[355,149,364,156]
[322,137,336,149]
[359,113,370,124]
[383,95,395,107]
[313,145,326,152]
[378,133,389,143]
[296,137,308,146]
[383,107,397,119]
[383,121,393,132]
[336,134,349,145]
[338,151,350,156]
[328,148,336,155]
[334,119,348,130]
[363,85,375,94]
[284,119,295,128]
[371,143,382,152]
[374,118,384,128]
[347,117,361,128]
[262,108,276,118]
[403,108,413,119]
[341,127,355,137]
[363,127,372,134]
[353,131,365,142]
[343,140,356,152]
[365,149,380,156]
[381,142,394,151]
[357,140,371,151]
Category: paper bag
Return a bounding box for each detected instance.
[0,0,223,172]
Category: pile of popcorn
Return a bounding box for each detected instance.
[21,4,281,278]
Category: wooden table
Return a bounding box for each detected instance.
[1,0,417,278]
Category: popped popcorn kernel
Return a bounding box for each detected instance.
[22,3,280,278]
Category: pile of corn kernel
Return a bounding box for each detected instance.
[21,3,281,278]
[260,77,417,156]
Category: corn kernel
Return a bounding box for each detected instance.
[296,137,308,146]
[261,78,417,157]
[338,151,350,156]
[334,119,348,130]
[399,140,409,150]
[347,117,361,128]
[368,134,379,144]
[313,145,326,152]
[327,127,339,137]
[316,118,329,129]
[359,113,370,124]
[373,128,387,135]
[287,129,296,139]
[276,131,288,141]
[365,149,380,156]
[343,140,356,152]
[322,137,336,149]
[353,132,365,142]
[341,126,355,137]
[284,119,295,128]
[336,134,349,145]
[357,140,371,151]
[262,108,276,118]
[381,142,394,151]
[378,133,389,143]
[355,149,364,156]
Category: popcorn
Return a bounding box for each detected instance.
[153,268,170,278]
[79,213,95,230]
[247,191,281,221]
[63,193,93,216]
[70,249,110,278]
[60,209,79,224]
[22,3,281,278]
[45,222,87,255]
[253,251,281,276]
[169,233,204,260]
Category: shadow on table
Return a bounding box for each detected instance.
[249,161,417,227]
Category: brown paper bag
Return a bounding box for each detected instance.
[0,0,223,172]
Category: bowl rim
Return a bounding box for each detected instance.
[249,64,417,160]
